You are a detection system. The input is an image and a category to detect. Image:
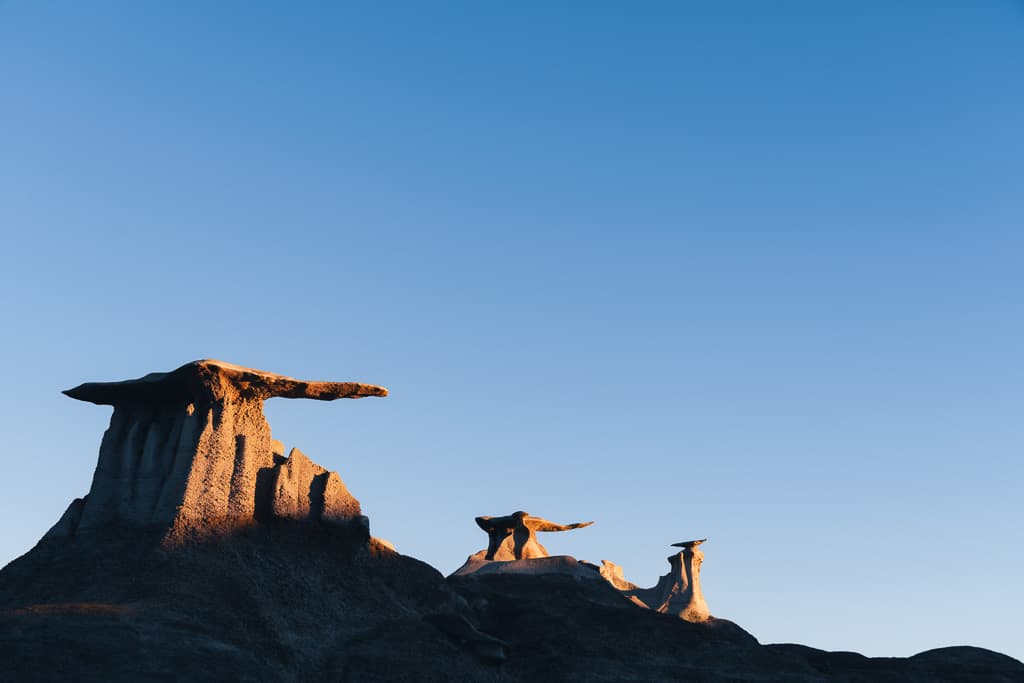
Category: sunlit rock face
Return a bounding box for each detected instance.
[46,360,386,540]
[598,560,638,591]
[621,541,711,623]
[451,511,596,578]
[474,511,593,561]
[270,447,362,525]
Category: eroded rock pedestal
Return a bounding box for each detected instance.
[618,539,711,623]
[47,360,386,541]
[451,511,597,579]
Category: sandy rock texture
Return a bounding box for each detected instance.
[48,360,384,540]
[625,545,712,622]
[598,559,639,591]
[270,447,362,524]
[474,511,592,561]
[5,525,1023,683]
[451,511,596,578]
[3,362,1022,682]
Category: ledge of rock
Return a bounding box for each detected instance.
[47,360,385,541]
[451,555,603,580]
[270,447,363,525]
[63,359,387,405]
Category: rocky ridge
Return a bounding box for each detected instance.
[1,360,1021,682]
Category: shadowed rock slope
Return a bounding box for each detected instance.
[1,362,1021,682]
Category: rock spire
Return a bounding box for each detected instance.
[451,511,596,579]
[619,540,711,622]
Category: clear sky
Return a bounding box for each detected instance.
[2,0,1022,661]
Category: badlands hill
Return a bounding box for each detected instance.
[1,361,1020,682]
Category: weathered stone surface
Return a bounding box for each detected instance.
[598,559,638,591]
[372,537,396,552]
[423,613,510,663]
[474,511,593,561]
[63,359,388,405]
[55,360,383,539]
[452,555,603,580]
[271,448,324,521]
[451,511,595,578]
[625,543,711,623]
[269,448,362,525]
[5,523,1021,682]
[321,471,361,523]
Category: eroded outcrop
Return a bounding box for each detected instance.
[270,448,359,523]
[598,559,638,591]
[451,511,596,578]
[621,539,711,622]
[475,511,593,561]
[46,360,385,541]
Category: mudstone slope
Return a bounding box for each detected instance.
[1,361,1020,682]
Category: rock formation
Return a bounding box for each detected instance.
[47,359,386,541]
[622,540,711,622]
[4,366,1023,681]
[474,511,593,561]
[451,511,597,578]
[598,559,639,591]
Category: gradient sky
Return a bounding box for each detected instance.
[2,0,1022,661]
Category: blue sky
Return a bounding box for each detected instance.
[2,0,1022,660]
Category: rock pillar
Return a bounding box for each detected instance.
[627,545,711,622]
[46,359,386,540]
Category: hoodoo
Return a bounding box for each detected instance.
[47,359,387,540]
[451,510,597,578]
[475,511,593,560]
[622,540,711,622]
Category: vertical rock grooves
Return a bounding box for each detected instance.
[46,360,386,542]
[624,544,711,622]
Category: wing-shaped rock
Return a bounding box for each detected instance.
[524,517,594,533]
[47,360,383,541]
[63,359,387,405]
[454,510,595,577]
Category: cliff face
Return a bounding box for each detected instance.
[47,360,386,540]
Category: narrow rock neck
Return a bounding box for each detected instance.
[667,548,710,622]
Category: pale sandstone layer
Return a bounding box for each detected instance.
[47,360,386,540]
